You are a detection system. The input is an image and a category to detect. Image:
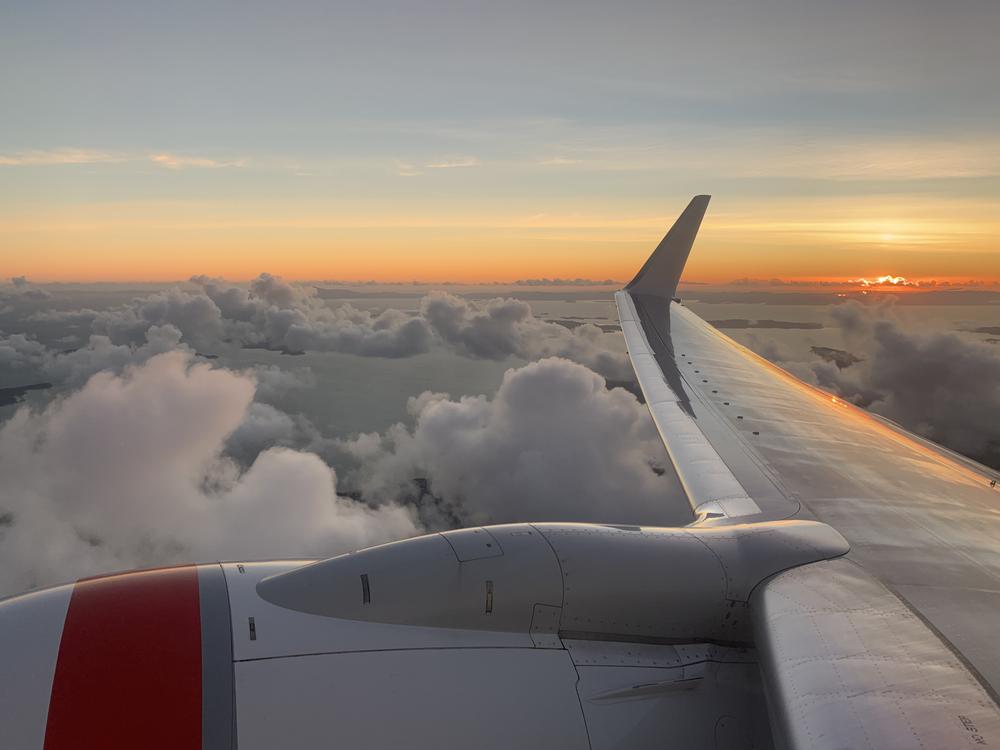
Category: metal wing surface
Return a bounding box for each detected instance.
[616,196,1000,748]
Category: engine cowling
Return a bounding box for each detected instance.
[257,520,849,645]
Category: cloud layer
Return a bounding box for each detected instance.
[15,273,630,379]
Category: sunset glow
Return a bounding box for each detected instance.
[3,197,1000,284]
[853,275,916,287]
[2,3,997,284]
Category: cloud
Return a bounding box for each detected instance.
[148,153,246,169]
[512,278,618,286]
[90,289,227,351]
[538,157,580,166]
[42,325,192,387]
[395,160,421,177]
[822,303,1000,461]
[425,157,480,169]
[191,274,434,357]
[0,334,48,371]
[728,277,846,287]
[742,302,1000,468]
[338,357,687,529]
[0,352,420,595]
[12,276,630,382]
[191,276,627,372]
[250,364,316,401]
[851,275,919,288]
[21,291,222,352]
[421,291,632,379]
[0,149,245,170]
[0,149,121,166]
[224,402,318,466]
[3,276,51,300]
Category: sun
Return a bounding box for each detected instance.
[851,274,918,289]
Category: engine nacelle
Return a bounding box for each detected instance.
[257,520,848,645]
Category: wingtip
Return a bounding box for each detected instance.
[625,195,711,297]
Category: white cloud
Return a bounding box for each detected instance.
[2,276,51,300]
[395,160,422,177]
[743,302,1000,465]
[425,157,481,169]
[0,149,122,166]
[13,275,631,377]
[0,352,421,595]
[148,153,247,169]
[339,357,687,529]
[421,291,631,379]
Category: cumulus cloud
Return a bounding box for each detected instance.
[819,303,1000,461]
[0,325,196,388]
[744,302,1000,467]
[421,291,631,379]
[18,275,628,375]
[338,357,687,529]
[192,274,434,357]
[250,364,316,400]
[94,289,226,350]
[0,333,48,371]
[45,325,192,386]
[0,352,420,595]
[3,276,51,300]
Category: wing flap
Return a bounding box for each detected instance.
[754,558,1000,750]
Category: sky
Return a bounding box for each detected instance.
[2,0,999,283]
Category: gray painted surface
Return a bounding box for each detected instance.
[225,561,532,663]
[626,194,711,300]
[198,564,236,750]
[258,521,846,645]
[574,653,772,750]
[565,640,773,749]
[655,301,1000,697]
[234,648,591,750]
[754,559,1000,749]
[615,196,1000,747]
[0,584,71,750]
[256,525,563,631]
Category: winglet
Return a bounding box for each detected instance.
[625,195,710,298]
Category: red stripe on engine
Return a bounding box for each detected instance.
[43,566,202,749]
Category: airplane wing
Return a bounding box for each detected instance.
[616,196,1000,749]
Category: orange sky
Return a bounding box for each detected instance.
[4,1,1000,285]
[3,194,998,284]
